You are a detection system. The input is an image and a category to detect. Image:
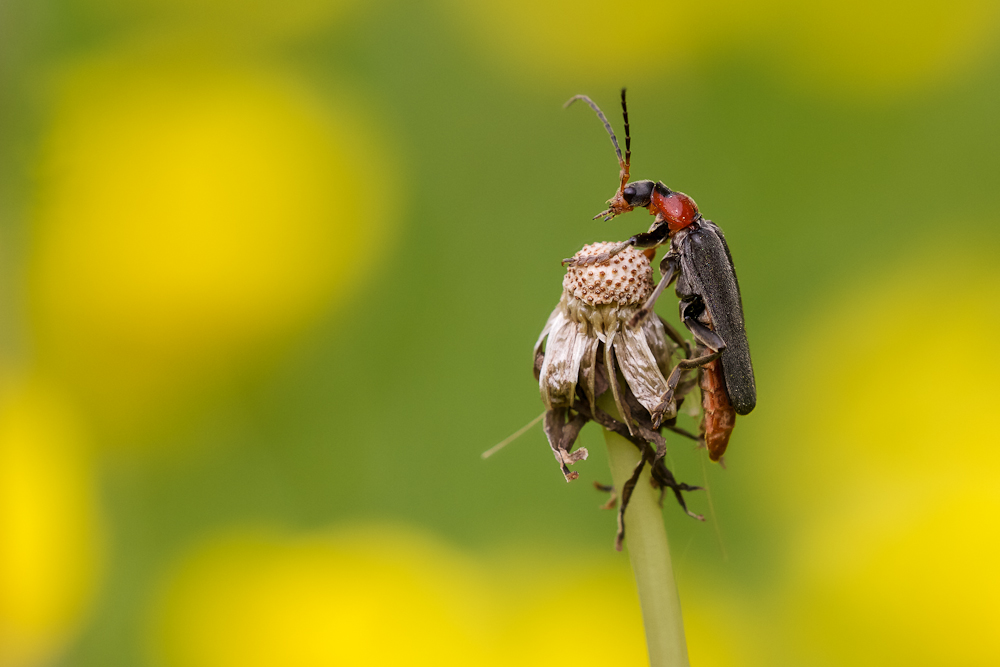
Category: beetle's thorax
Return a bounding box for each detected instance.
[652,188,699,233]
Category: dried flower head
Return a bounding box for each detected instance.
[534,243,686,481]
[526,242,705,547]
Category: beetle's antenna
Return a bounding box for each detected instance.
[565,94,624,174]
[620,88,631,189]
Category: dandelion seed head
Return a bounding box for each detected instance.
[563,243,653,306]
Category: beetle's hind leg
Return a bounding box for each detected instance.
[651,349,721,427]
[650,318,726,427]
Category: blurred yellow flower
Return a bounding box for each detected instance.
[0,382,104,667]
[757,246,1000,663]
[155,526,499,667]
[498,561,648,665]
[764,248,1000,509]
[682,583,765,667]
[444,0,1000,97]
[29,55,391,437]
[443,0,759,85]
[786,484,1000,666]
[154,525,744,667]
[773,0,1000,96]
[78,0,359,42]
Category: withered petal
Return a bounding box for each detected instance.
[614,325,671,416]
[604,326,635,436]
[641,315,676,379]
[533,306,561,359]
[538,310,588,410]
[578,336,601,414]
[543,408,572,480]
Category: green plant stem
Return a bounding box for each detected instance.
[603,426,690,667]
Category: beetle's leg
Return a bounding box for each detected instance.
[683,317,726,352]
[649,315,727,426]
[563,240,632,266]
[663,424,699,441]
[629,255,679,328]
[651,348,723,428]
[657,315,693,359]
[562,222,670,266]
[672,372,700,409]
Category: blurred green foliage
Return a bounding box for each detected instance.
[2,0,1000,665]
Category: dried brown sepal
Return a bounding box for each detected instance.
[609,357,697,472]
[587,402,703,515]
[542,408,591,482]
[647,456,704,520]
[615,456,647,551]
[572,398,705,536]
[617,381,668,464]
[593,481,619,510]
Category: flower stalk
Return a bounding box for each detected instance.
[604,425,689,667]
[530,241,701,665]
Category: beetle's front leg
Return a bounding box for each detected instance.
[562,240,632,267]
[562,221,670,266]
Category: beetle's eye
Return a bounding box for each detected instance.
[623,186,636,199]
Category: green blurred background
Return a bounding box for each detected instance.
[2,1,999,665]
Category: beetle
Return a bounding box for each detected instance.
[564,89,756,461]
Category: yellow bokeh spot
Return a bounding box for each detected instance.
[444,0,761,85]
[774,0,1000,96]
[445,0,1000,97]
[682,583,765,667]
[0,382,103,667]
[154,526,695,667]
[764,249,1000,510]
[787,485,1000,665]
[30,55,389,433]
[156,527,499,667]
[80,0,358,41]
[499,563,647,665]
[758,246,1000,662]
